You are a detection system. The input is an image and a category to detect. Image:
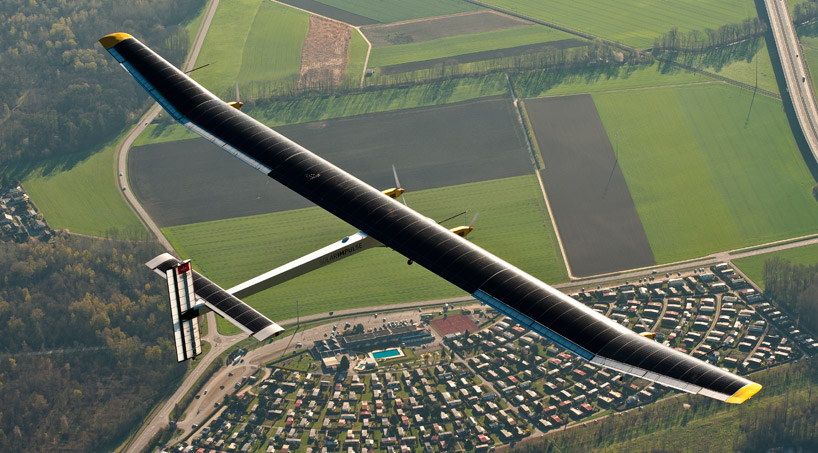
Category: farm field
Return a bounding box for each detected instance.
[134,75,508,146]
[481,0,758,48]
[362,10,528,46]
[311,0,480,24]
[658,39,779,94]
[130,97,530,226]
[344,28,369,86]
[191,0,309,99]
[21,140,143,238]
[377,39,586,76]
[368,25,576,67]
[512,63,712,99]
[592,83,818,263]
[525,95,655,276]
[734,243,818,289]
[164,175,567,334]
[274,0,377,26]
[799,33,818,100]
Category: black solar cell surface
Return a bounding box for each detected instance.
[151,256,274,334]
[110,37,753,399]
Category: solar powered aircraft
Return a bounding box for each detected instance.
[100,33,761,404]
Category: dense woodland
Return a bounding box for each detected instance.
[0,236,185,451]
[511,358,818,452]
[763,258,818,334]
[0,0,203,170]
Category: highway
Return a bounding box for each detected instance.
[765,0,818,167]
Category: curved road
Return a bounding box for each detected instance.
[765,0,818,166]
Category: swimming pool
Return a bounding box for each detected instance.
[372,348,402,360]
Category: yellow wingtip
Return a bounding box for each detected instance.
[726,382,762,404]
[99,33,133,50]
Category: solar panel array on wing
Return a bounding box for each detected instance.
[165,261,202,362]
[107,34,759,403]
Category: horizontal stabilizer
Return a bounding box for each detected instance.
[166,260,202,362]
[147,254,284,343]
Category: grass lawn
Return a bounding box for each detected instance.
[513,63,712,99]
[20,138,144,238]
[345,28,369,86]
[368,25,574,67]
[191,0,309,99]
[134,74,508,146]
[592,83,818,263]
[733,243,818,289]
[314,0,480,24]
[163,175,567,334]
[482,0,758,48]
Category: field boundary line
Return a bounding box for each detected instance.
[357,26,372,87]
[525,81,719,99]
[534,170,574,280]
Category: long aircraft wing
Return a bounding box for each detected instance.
[100,33,761,404]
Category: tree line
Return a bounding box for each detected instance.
[763,257,818,334]
[652,18,765,52]
[0,235,186,451]
[0,0,203,170]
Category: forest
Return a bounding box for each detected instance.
[763,257,818,334]
[0,236,186,452]
[0,0,204,171]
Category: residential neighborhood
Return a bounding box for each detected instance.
[0,183,54,242]
[168,263,816,453]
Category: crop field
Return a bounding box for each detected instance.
[21,141,143,238]
[659,39,779,94]
[799,34,818,99]
[378,39,586,76]
[163,174,567,334]
[191,0,309,99]
[734,243,818,289]
[362,11,528,46]
[482,0,758,48]
[525,95,655,276]
[134,75,508,147]
[130,97,530,226]
[274,0,377,26]
[512,63,713,99]
[344,28,369,86]
[310,0,480,24]
[368,25,575,68]
[592,83,818,263]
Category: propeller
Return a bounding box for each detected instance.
[392,164,407,206]
[228,80,244,110]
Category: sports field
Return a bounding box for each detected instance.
[368,25,575,67]
[130,97,530,226]
[311,0,480,24]
[592,83,818,263]
[134,75,508,146]
[362,11,528,46]
[482,0,758,48]
[164,175,568,333]
[734,243,818,289]
[21,141,143,238]
[191,0,309,98]
[525,95,655,276]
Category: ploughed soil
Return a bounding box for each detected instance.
[299,15,351,87]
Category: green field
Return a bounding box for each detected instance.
[163,175,567,334]
[344,28,369,86]
[482,0,758,48]
[734,243,818,289]
[368,25,574,67]
[799,33,818,99]
[315,0,480,23]
[513,63,712,98]
[191,0,309,98]
[592,83,818,263]
[21,140,144,238]
[660,39,779,94]
[134,74,508,146]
